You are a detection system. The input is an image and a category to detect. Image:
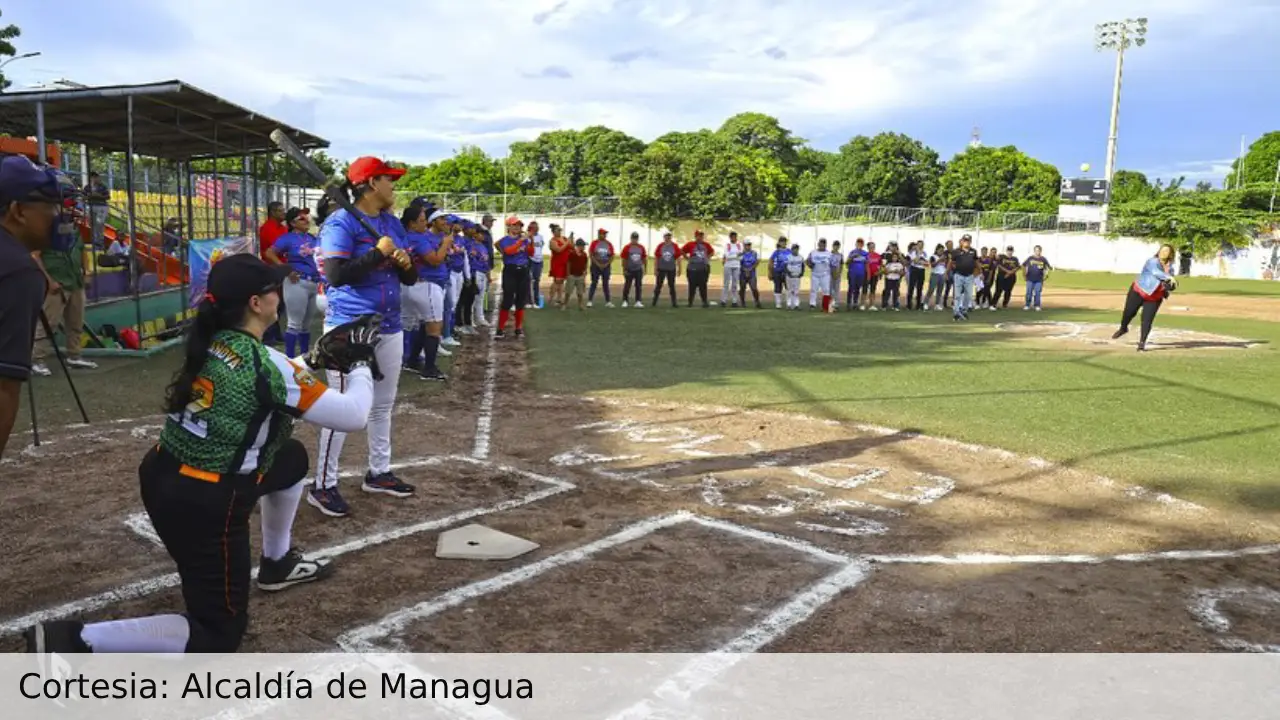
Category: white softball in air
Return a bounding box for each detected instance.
[1080,163,1091,173]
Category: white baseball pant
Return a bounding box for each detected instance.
[809,274,831,307]
[402,282,445,325]
[786,276,802,308]
[449,271,464,314]
[472,274,489,324]
[282,278,318,333]
[721,265,741,305]
[831,274,843,307]
[314,329,403,489]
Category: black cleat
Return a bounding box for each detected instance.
[514,329,525,339]
[419,369,448,382]
[257,548,334,592]
[494,328,506,339]
[25,620,90,654]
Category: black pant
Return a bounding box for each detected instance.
[977,272,995,306]
[907,267,925,309]
[687,266,710,306]
[943,277,954,307]
[1120,287,1163,344]
[881,278,901,308]
[653,269,677,306]
[456,278,477,327]
[867,275,880,300]
[740,272,760,305]
[502,265,531,311]
[140,438,308,653]
[772,274,785,299]
[589,266,611,302]
[992,275,1016,308]
[622,269,644,303]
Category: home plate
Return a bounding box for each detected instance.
[436,524,540,560]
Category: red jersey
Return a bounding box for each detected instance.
[258,219,287,260]
[567,250,589,276]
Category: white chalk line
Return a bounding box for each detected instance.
[0,455,576,639]
[471,300,500,461]
[339,511,857,650]
[572,395,1210,514]
[864,543,1280,566]
[1187,587,1280,653]
[122,513,163,548]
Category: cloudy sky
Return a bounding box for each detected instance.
[6,0,1278,187]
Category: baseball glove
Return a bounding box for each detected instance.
[305,314,384,380]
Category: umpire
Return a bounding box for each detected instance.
[24,254,382,655]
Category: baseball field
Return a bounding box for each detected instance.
[3,271,1279,658]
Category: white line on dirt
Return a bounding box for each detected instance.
[122,512,163,548]
[1186,587,1280,653]
[0,456,576,639]
[471,309,499,461]
[864,543,1280,566]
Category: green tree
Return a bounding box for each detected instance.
[397,146,503,194]
[932,145,1061,213]
[799,132,942,207]
[0,11,21,92]
[1109,169,1156,204]
[716,112,804,174]
[1109,189,1269,256]
[1224,131,1280,188]
[507,126,644,196]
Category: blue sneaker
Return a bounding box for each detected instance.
[363,471,416,497]
[307,486,350,517]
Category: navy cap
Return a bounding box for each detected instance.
[0,155,64,205]
[204,253,291,308]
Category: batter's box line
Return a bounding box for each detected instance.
[0,455,576,639]
[862,542,1280,566]
[336,511,869,720]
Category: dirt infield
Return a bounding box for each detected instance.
[3,322,1279,657]
[993,320,1265,352]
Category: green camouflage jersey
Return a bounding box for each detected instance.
[159,329,326,476]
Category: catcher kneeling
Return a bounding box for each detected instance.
[24,254,384,655]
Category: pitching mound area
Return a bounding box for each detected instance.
[3,330,1279,663]
[995,320,1264,351]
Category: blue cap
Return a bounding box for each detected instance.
[446,214,461,223]
[0,155,63,205]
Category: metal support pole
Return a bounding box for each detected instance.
[241,150,250,246]
[35,101,46,163]
[126,96,143,339]
[1100,43,1124,234]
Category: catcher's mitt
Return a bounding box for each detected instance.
[1161,277,1178,295]
[305,314,384,380]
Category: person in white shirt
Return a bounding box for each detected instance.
[828,241,844,312]
[784,243,806,310]
[526,220,546,309]
[806,238,833,311]
[721,231,744,307]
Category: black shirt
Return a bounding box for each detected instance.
[950,247,978,276]
[0,227,46,382]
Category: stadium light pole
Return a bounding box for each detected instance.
[1095,18,1147,233]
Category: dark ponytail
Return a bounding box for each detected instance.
[400,204,425,231]
[163,298,247,414]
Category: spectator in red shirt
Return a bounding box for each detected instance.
[681,230,715,307]
[587,229,615,307]
[565,238,589,310]
[257,201,288,344]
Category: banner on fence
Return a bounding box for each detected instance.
[187,236,255,307]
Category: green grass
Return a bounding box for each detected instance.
[525,303,1280,514]
[1050,270,1280,297]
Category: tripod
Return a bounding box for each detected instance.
[27,309,91,447]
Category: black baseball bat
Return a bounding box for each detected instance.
[268,129,384,241]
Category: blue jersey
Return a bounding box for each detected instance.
[445,238,467,274]
[497,235,530,268]
[271,231,320,280]
[741,249,759,275]
[847,249,868,278]
[407,231,450,287]
[318,208,409,333]
[469,236,492,274]
[769,249,790,274]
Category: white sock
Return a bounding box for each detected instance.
[260,480,305,561]
[82,615,190,653]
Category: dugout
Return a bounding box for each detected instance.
[0,80,328,355]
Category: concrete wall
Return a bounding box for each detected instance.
[454,213,1280,280]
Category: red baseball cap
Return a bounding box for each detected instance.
[346,156,406,185]
[598,228,608,236]
[506,216,523,226]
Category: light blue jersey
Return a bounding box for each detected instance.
[318,208,409,333]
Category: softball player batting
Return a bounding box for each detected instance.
[310,157,419,518]
[264,207,320,356]
[24,254,380,654]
